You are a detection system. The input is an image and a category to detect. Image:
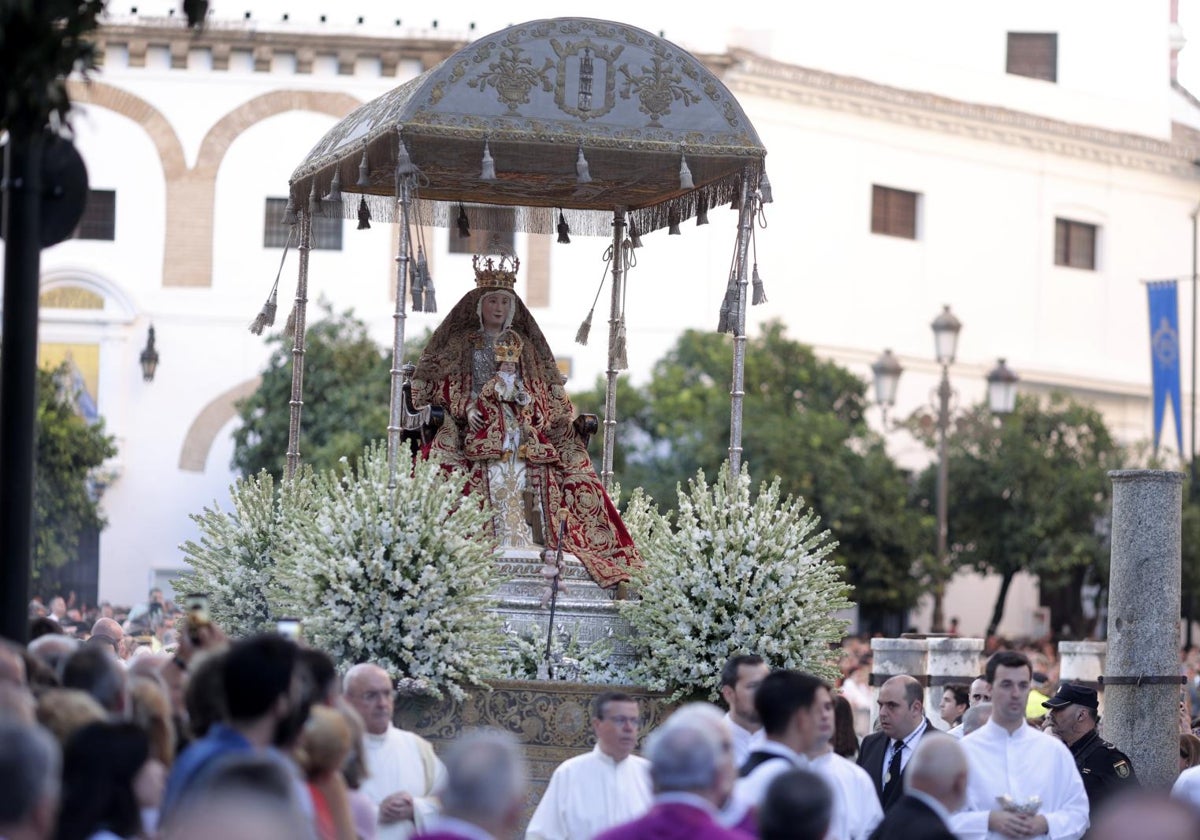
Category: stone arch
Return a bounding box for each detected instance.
[179,377,262,472]
[65,80,187,179]
[172,90,362,288]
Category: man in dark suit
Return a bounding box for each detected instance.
[857,674,947,812]
[868,736,966,840]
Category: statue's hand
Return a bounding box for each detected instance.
[467,406,484,431]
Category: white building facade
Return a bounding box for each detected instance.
[4,1,1198,636]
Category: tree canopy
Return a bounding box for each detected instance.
[231,304,417,480]
[573,321,931,628]
[34,363,116,586]
[911,392,1120,636]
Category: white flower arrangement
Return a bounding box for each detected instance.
[177,469,313,639]
[271,442,505,700]
[619,461,852,701]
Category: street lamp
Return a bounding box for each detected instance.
[139,325,159,382]
[871,305,1019,633]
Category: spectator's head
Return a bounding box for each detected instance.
[832,694,858,759]
[88,618,124,655]
[439,729,528,836]
[719,654,769,728]
[754,670,834,755]
[163,754,307,840]
[0,640,27,686]
[343,663,394,737]
[49,597,66,620]
[877,675,925,741]
[0,681,36,725]
[757,768,833,840]
[0,720,60,840]
[35,689,107,747]
[28,617,61,641]
[905,733,969,812]
[223,634,298,732]
[336,699,369,790]
[27,634,78,681]
[647,703,735,807]
[1089,791,1200,840]
[939,683,970,727]
[1042,683,1100,747]
[969,676,991,707]
[57,722,153,840]
[985,650,1032,730]
[591,691,641,763]
[60,646,127,715]
[962,702,992,736]
[1180,733,1200,771]
[130,675,176,767]
[185,650,227,740]
[299,648,339,706]
[294,704,352,782]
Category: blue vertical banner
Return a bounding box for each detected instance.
[1147,280,1184,455]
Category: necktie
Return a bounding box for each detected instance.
[883,740,904,798]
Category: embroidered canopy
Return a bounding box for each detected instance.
[289,17,767,236]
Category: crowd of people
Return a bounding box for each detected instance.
[6,594,1200,839]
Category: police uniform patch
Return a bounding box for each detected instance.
[1114,760,1130,779]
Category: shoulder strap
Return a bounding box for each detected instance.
[739,750,787,778]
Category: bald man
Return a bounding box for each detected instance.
[88,618,124,656]
[857,675,947,812]
[343,663,445,840]
[867,736,966,840]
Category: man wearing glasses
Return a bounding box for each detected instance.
[344,663,447,840]
[526,691,652,839]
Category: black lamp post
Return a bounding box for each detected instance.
[139,325,159,382]
[872,305,1018,633]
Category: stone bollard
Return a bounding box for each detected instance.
[1104,470,1184,791]
[1058,640,1107,717]
[870,637,928,731]
[926,637,985,730]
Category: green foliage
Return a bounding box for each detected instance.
[572,321,930,623]
[232,304,430,480]
[911,392,1120,635]
[34,364,117,583]
[0,0,105,134]
[619,462,852,700]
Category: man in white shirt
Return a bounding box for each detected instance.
[525,691,652,840]
[719,654,769,768]
[734,669,882,839]
[950,651,1089,840]
[344,663,446,840]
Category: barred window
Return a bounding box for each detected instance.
[1007,33,1057,82]
[263,197,343,250]
[871,185,919,240]
[74,190,116,240]
[1054,218,1096,270]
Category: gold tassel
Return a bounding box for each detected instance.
[284,304,297,339]
[752,264,767,305]
[614,320,628,370]
[575,308,594,346]
[249,286,279,335]
[423,269,437,313]
[410,260,424,312]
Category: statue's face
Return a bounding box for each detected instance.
[480,292,511,330]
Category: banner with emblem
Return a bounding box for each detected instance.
[1147,280,1184,455]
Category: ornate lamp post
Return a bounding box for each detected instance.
[872,305,1018,633]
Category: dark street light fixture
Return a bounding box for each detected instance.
[871,305,1019,633]
[139,325,159,382]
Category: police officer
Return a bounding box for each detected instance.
[1042,682,1138,815]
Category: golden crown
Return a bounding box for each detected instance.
[473,252,520,291]
[494,329,524,364]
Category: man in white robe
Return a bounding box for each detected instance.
[719,654,769,768]
[950,651,1089,840]
[344,663,446,840]
[526,691,652,839]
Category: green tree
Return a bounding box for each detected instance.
[912,393,1120,637]
[232,304,430,480]
[572,321,931,628]
[33,364,117,586]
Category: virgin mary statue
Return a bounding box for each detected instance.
[409,250,641,590]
